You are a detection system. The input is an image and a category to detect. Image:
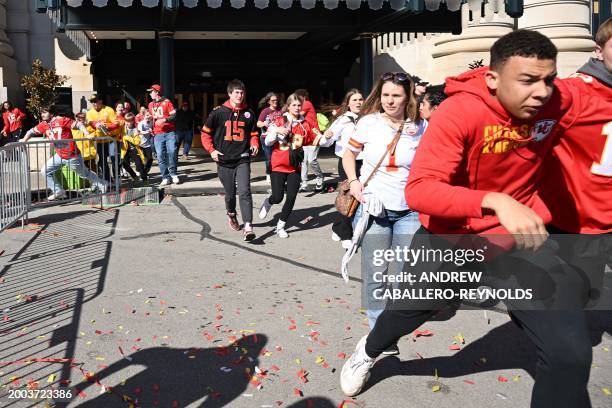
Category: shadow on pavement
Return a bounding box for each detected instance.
[66,334,267,407]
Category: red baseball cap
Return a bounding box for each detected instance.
[147,84,161,92]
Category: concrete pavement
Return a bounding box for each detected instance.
[0,190,611,407]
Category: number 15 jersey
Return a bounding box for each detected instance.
[201,100,259,168]
[540,73,612,233]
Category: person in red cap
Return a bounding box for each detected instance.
[147,84,179,186]
[201,79,259,241]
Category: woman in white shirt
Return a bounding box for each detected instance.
[342,72,427,355]
[320,89,364,248]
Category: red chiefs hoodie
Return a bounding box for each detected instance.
[405,67,575,234]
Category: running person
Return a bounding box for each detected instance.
[340,30,594,408]
[319,89,363,248]
[201,79,259,241]
[22,105,109,200]
[258,93,325,238]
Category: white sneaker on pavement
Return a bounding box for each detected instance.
[259,198,272,220]
[243,222,256,241]
[340,335,375,397]
[48,191,67,201]
[332,232,341,242]
[171,175,180,184]
[341,240,352,249]
[94,181,109,194]
[275,220,289,239]
[265,174,271,183]
[299,181,308,191]
[160,179,171,187]
[315,177,324,190]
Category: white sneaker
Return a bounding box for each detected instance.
[48,191,67,201]
[171,175,180,184]
[265,175,271,183]
[243,223,256,241]
[332,232,341,242]
[299,182,308,191]
[340,335,375,396]
[315,177,324,190]
[259,198,272,220]
[94,181,109,194]
[160,179,171,187]
[341,240,353,249]
[275,220,288,239]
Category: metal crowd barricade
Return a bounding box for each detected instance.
[0,143,29,232]
[0,136,121,232]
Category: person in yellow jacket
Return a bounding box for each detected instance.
[86,94,121,182]
[120,113,148,182]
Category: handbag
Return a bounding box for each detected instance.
[335,122,404,217]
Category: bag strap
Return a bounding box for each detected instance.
[362,121,404,188]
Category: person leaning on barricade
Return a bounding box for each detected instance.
[86,94,121,183]
[22,105,109,201]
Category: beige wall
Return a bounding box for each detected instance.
[372,0,595,86]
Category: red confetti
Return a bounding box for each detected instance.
[416,352,424,359]
[413,329,434,338]
[464,379,475,385]
[339,400,359,407]
[307,348,313,353]
[152,383,160,392]
[288,325,297,331]
[498,376,508,383]
[293,388,303,397]
[337,352,347,359]
[297,368,309,383]
[271,365,281,372]
[449,344,461,351]
[276,401,284,406]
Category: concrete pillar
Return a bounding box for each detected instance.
[159,31,175,100]
[0,0,19,103]
[360,33,374,96]
[519,0,595,76]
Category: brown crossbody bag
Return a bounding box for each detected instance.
[335,122,404,217]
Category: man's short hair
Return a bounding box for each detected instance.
[89,94,102,103]
[227,79,245,94]
[294,89,309,99]
[41,105,56,115]
[595,17,612,48]
[490,30,557,70]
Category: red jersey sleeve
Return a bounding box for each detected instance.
[405,98,488,219]
[34,121,48,135]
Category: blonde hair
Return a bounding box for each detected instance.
[282,93,303,113]
[359,75,419,122]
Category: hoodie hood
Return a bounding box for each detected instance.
[223,100,248,111]
[445,67,511,121]
[578,58,612,87]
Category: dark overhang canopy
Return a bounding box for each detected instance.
[37,0,524,17]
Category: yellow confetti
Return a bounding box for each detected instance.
[118,325,123,330]
[145,299,151,304]
[604,347,609,352]
[513,375,521,382]
[263,351,273,357]
[95,357,105,361]
[86,341,92,345]
[79,332,86,336]
[240,329,255,334]
[432,384,441,392]
[453,333,465,344]
[37,335,46,340]
[295,358,302,365]
[315,356,325,365]
[47,374,56,383]
[90,320,96,324]
[603,388,611,396]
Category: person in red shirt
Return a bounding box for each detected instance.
[340,30,594,408]
[294,89,325,191]
[258,93,325,238]
[147,84,178,186]
[22,105,109,201]
[1,101,26,145]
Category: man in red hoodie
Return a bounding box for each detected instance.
[341,30,594,407]
[201,79,259,241]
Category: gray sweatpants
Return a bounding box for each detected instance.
[217,162,253,224]
[301,146,323,182]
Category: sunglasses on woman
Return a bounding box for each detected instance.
[380,72,410,83]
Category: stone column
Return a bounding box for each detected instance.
[159,31,175,100]
[360,33,374,96]
[0,0,19,102]
[519,0,595,76]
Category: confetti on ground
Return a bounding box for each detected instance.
[498,376,508,383]
[496,393,508,400]
[431,384,441,392]
[463,379,475,385]
[602,388,611,396]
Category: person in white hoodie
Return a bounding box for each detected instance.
[320,89,364,248]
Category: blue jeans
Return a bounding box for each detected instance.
[356,206,421,328]
[42,153,105,194]
[154,132,177,180]
[260,134,273,175]
[176,130,193,156]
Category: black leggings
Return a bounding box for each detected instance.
[268,171,301,222]
[365,228,593,408]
